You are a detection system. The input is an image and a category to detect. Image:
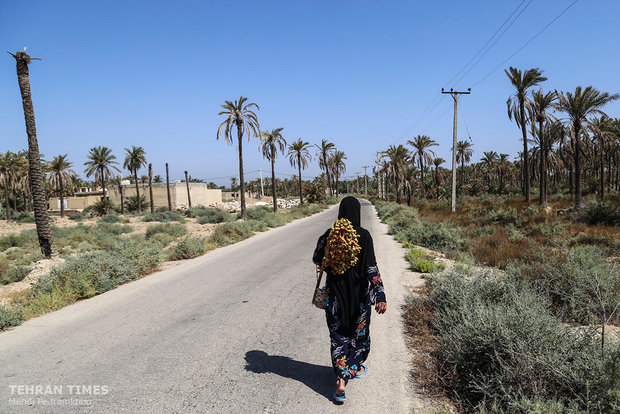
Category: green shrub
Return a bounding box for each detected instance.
[145,223,187,239]
[241,206,272,221]
[326,195,340,205]
[207,222,253,246]
[193,208,232,224]
[573,199,620,226]
[141,211,184,222]
[400,221,465,252]
[13,211,35,223]
[68,211,89,221]
[125,195,149,213]
[488,207,520,225]
[167,237,206,260]
[0,231,36,252]
[88,199,115,216]
[98,213,123,223]
[148,232,176,247]
[0,306,24,330]
[405,247,445,273]
[0,265,31,285]
[262,212,289,228]
[427,269,619,412]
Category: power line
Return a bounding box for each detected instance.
[473,0,579,87]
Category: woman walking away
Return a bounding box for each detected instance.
[312,196,387,403]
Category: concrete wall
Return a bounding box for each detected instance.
[109,183,221,209]
[48,195,101,210]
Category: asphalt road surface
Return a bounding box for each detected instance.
[1,200,419,413]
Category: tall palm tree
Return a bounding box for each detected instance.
[590,116,614,200]
[287,139,312,204]
[408,135,437,198]
[432,157,445,199]
[10,50,55,257]
[506,66,547,202]
[456,140,474,188]
[480,151,499,192]
[217,96,260,220]
[330,150,347,197]
[497,153,511,194]
[530,89,557,205]
[123,146,147,213]
[0,151,16,222]
[47,154,75,218]
[84,146,120,209]
[260,128,287,212]
[383,145,409,203]
[316,139,336,196]
[110,176,125,215]
[556,86,619,208]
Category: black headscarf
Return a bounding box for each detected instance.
[315,197,377,334]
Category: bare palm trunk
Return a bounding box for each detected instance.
[236,121,247,220]
[59,176,65,218]
[148,163,154,213]
[134,170,141,213]
[325,168,332,197]
[166,163,172,211]
[12,51,55,257]
[574,122,582,208]
[184,170,192,209]
[539,121,546,205]
[519,99,530,202]
[297,154,303,204]
[271,148,277,212]
[4,176,11,222]
[599,139,605,201]
[120,185,125,215]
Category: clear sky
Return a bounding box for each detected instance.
[1,0,619,186]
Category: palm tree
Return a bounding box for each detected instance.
[316,139,336,196]
[403,165,419,206]
[383,145,409,203]
[432,157,445,199]
[0,151,16,222]
[456,140,474,188]
[530,89,557,205]
[408,135,437,198]
[84,146,120,210]
[47,154,75,218]
[153,175,163,184]
[497,153,510,194]
[287,139,312,204]
[556,86,619,208]
[260,128,287,212]
[110,176,126,215]
[590,116,614,201]
[506,66,547,202]
[217,96,260,220]
[480,151,499,192]
[123,146,147,213]
[330,150,347,197]
[10,50,55,257]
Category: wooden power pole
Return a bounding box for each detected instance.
[442,87,470,213]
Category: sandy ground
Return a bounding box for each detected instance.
[0,256,65,306]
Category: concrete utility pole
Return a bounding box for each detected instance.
[362,165,369,195]
[442,87,471,213]
[259,168,264,198]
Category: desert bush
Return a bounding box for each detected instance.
[0,305,23,330]
[148,232,176,247]
[13,211,35,223]
[145,223,187,239]
[141,211,184,222]
[189,208,232,224]
[87,199,115,216]
[326,195,340,205]
[427,269,619,412]
[98,213,123,223]
[573,199,620,226]
[68,211,89,221]
[167,237,206,260]
[488,207,521,225]
[155,206,169,213]
[470,228,539,269]
[262,212,289,228]
[207,222,253,246]
[404,246,445,273]
[241,206,272,221]
[0,264,31,285]
[400,221,465,252]
[125,195,149,213]
[0,231,36,252]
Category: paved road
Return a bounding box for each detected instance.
[0,200,419,413]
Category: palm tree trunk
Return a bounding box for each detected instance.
[59,175,65,218]
[120,185,125,215]
[325,168,332,197]
[184,170,192,209]
[12,51,55,257]
[271,148,277,212]
[519,99,530,202]
[4,176,11,222]
[235,122,247,220]
[419,154,425,198]
[166,163,172,211]
[539,121,546,205]
[574,123,582,208]
[134,171,141,213]
[148,163,154,213]
[599,138,605,201]
[297,154,303,204]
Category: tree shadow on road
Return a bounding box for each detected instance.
[244,350,335,402]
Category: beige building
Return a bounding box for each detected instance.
[49,183,222,212]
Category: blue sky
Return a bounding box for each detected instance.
[1,0,618,186]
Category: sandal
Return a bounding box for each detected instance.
[353,365,368,379]
[332,391,346,403]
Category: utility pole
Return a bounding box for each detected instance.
[376,152,382,199]
[442,87,471,213]
[362,165,369,195]
[259,168,264,198]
